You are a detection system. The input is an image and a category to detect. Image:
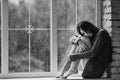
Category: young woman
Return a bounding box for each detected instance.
[56,26,91,79]
[69,21,113,78]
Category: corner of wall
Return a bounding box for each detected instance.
[103,0,120,79]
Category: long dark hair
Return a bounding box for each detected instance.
[77,21,100,36]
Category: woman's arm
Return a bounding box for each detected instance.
[69,30,106,61]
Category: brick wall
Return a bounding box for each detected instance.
[103,0,120,79]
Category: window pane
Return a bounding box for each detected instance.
[30,0,50,28]
[77,0,96,24]
[9,30,29,72]
[57,30,74,71]
[57,0,76,28]
[30,31,50,72]
[9,0,29,28]
[57,0,76,72]
[30,0,50,72]
[9,0,51,73]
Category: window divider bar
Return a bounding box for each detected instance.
[76,0,78,25]
[1,0,9,74]
[28,2,31,72]
[50,0,57,74]
[96,0,102,28]
[8,28,50,31]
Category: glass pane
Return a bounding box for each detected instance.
[9,0,29,28]
[77,0,96,24]
[9,30,29,72]
[9,0,51,73]
[57,30,74,71]
[30,0,50,28]
[30,30,50,72]
[57,0,76,28]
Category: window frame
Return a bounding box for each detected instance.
[0,0,102,78]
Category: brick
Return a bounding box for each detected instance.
[112,34,120,41]
[112,28,120,34]
[112,31,120,34]
[112,14,120,20]
[103,14,112,20]
[104,21,112,27]
[103,0,111,6]
[112,7,120,12]
[104,7,112,13]
[111,60,120,67]
[112,74,120,79]
[111,67,119,74]
[103,20,112,24]
[112,54,120,60]
[112,8,120,15]
[112,0,120,6]
[118,68,120,73]
[103,25,112,30]
[112,41,120,47]
[103,26,112,34]
[112,5,120,10]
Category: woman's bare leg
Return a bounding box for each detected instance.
[57,44,77,78]
[63,59,80,78]
[56,59,72,78]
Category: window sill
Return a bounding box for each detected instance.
[0,78,111,80]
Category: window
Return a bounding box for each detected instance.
[0,0,101,78]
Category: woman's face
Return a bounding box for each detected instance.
[80,28,93,37]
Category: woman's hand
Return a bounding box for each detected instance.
[69,35,80,45]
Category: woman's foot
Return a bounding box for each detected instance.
[56,74,63,78]
[63,69,78,78]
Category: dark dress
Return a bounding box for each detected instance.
[70,29,113,78]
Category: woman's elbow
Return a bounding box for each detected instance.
[88,50,95,58]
